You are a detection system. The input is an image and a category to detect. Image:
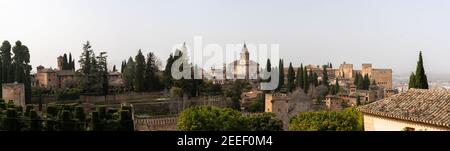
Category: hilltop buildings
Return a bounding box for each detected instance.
[32,55,123,90]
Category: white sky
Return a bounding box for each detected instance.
[1,0,450,79]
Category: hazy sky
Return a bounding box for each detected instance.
[1,0,450,78]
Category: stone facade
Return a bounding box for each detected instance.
[325,95,343,111]
[265,93,290,130]
[2,83,26,107]
[33,57,123,89]
[337,62,354,79]
[360,64,392,89]
[363,113,450,131]
[228,44,259,80]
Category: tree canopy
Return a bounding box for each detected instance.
[289,107,363,131]
[177,106,283,131]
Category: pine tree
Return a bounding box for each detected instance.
[79,41,95,92]
[134,50,146,92]
[287,63,295,92]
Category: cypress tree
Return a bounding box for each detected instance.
[264,59,272,83]
[408,72,416,89]
[121,60,126,73]
[276,59,284,91]
[123,57,135,91]
[68,53,74,70]
[144,52,159,91]
[63,53,68,70]
[134,50,146,92]
[266,59,271,72]
[29,109,42,131]
[287,63,295,92]
[313,72,318,87]
[414,51,428,89]
[163,54,175,89]
[356,95,361,106]
[1,41,12,84]
[5,108,19,131]
[322,66,329,87]
[296,67,301,88]
[354,72,360,86]
[303,67,309,93]
[308,69,314,87]
[363,74,370,90]
[332,78,340,95]
[298,64,304,89]
[119,110,134,131]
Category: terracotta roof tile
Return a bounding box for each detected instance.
[357,89,450,128]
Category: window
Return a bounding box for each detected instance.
[402,127,415,131]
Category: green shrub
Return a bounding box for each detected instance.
[56,88,81,100]
[119,110,134,131]
[46,106,59,117]
[97,106,107,120]
[5,108,19,131]
[289,107,363,131]
[178,106,284,131]
[29,109,43,131]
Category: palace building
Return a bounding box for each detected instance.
[228,43,260,80]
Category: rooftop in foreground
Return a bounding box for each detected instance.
[358,89,450,128]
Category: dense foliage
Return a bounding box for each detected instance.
[0,40,32,103]
[289,107,363,131]
[123,50,163,92]
[0,100,134,131]
[354,72,370,90]
[177,106,283,131]
[78,41,109,94]
[56,88,81,100]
